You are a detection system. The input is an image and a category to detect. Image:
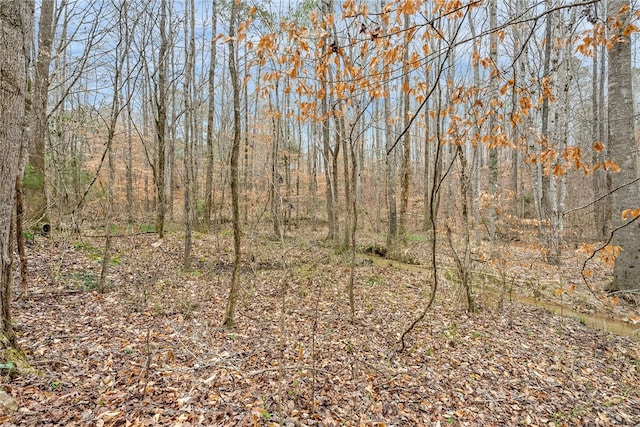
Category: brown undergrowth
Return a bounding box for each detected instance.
[1,226,638,426]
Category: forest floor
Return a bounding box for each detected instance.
[1,223,639,426]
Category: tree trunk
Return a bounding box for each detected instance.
[546,9,575,265]
[0,0,34,351]
[374,100,382,233]
[385,85,397,244]
[593,8,609,240]
[399,11,411,239]
[25,0,54,224]
[183,0,195,270]
[270,81,284,240]
[154,0,169,238]
[223,0,242,328]
[537,0,555,243]
[455,143,475,313]
[321,92,337,241]
[487,0,498,244]
[607,0,640,292]
[340,118,351,248]
[204,0,218,230]
[348,134,358,321]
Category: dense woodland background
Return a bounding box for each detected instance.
[13,0,639,243]
[0,0,639,425]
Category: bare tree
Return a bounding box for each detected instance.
[486,0,498,245]
[183,0,196,270]
[204,0,218,230]
[399,11,411,239]
[153,0,169,238]
[222,0,242,328]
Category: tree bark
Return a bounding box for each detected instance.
[546,9,575,265]
[223,0,242,328]
[183,0,195,270]
[25,0,54,224]
[607,0,640,292]
[593,3,609,240]
[154,0,168,238]
[399,11,411,239]
[384,84,397,244]
[487,0,498,244]
[0,0,34,351]
[204,0,218,230]
[270,84,283,240]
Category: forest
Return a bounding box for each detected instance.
[0,0,639,425]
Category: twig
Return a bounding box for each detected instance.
[564,177,640,216]
[580,214,640,298]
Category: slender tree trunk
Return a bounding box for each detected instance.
[340,118,351,248]
[125,60,134,223]
[321,93,336,240]
[536,0,555,243]
[154,0,168,238]
[243,43,250,224]
[99,132,115,293]
[593,12,609,240]
[270,86,283,240]
[223,0,242,328]
[598,30,611,235]
[121,2,133,225]
[385,85,397,244]
[374,100,382,233]
[399,12,411,238]
[310,122,318,227]
[468,11,482,242]
[487,0,498,244]
[348,134,358,321]
[183,0,195,270]
[454,144,475,312]
[204,0,218,230]
[422,61,432,233]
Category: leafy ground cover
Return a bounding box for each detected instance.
[1,226,639,426]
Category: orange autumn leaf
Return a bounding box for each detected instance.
[519,95,532,110]
[603,159,620,172]
[621,209,640,220]
[578,243,595,255]
[593,140,605,152]
[623,23,639,37]
[552,164,565,177]
[599,245,622,266]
